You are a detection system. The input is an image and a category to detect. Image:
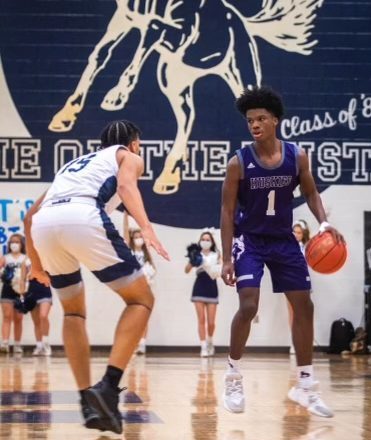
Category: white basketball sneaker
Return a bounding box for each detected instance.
[207,342,215,356]
[33,346,44,356]
[223,372,245,413]
[43,343,52,356]
[288,383,334,418]
[13,345,23,354]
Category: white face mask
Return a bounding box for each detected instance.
[134,238,144,248]
[200,240,212,250]
[10,243,21,253]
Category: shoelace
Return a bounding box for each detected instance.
[226,379,243,397]
[307,390,325,406]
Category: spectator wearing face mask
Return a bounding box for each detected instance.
[0,234,27,354]
[288,220,311,354]
[185,230,221,357]
[124,212,156,355]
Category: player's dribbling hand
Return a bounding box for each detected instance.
[222,261,236,286]
[327,226,345,244]
[319,223,345,244]
[29,268,51,287]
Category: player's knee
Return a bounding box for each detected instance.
[118,279,155,310]
[142,288,155,311]
[303,298,314,317]
[134,289,155,312]
[239,300,258,321]
[60,296,85,316]
[292,298,313,322]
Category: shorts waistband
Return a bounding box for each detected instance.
[42,197,98,208]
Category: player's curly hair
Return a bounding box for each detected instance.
[100,120,141,149]
[236,85,284,120]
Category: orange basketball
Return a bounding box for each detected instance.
[305,232,347,274]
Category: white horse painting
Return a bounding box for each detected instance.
[49,0,324,194]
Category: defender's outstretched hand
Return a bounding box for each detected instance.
[141,226,170,261]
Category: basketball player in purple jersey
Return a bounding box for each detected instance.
[220,86,344,417]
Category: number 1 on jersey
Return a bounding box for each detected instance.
[266,190,276,216]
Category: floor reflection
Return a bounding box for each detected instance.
[0,356,51,439]
[0,353,369,439]
[191,357,218,440]
[122,359,162,440]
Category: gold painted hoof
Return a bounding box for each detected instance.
[48,108,77,132]
[153,169,181,195]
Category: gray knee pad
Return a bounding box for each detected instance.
[55,282,83,300]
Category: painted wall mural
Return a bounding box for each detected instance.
[1,0,369,229]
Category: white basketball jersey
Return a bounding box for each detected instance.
[43,145,126,207]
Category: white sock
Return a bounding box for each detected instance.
[2,340,9,346]
[14,341,21,346]
[36,341,43,349]
[207,337,213,345]
[297,365,314,389]
[227,355,241,373]
[42,336,49,345]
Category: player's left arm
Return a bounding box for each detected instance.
[117,151,169,261]
[23,192,51,286]
[298,149,344,243]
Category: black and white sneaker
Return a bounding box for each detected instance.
[84,380,123,434]
[80,397,103,431]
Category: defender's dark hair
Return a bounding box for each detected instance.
[236,85,284,120]
[100,120,141,149]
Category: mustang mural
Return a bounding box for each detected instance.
[48,0,324,194]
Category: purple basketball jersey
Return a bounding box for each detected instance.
[235,141,300,238]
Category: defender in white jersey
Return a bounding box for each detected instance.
[24,120,169,434]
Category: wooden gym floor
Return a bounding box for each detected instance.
[0,351,370,440]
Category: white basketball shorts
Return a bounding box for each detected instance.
[31,198,143,296]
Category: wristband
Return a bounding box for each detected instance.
[319,221,331,233]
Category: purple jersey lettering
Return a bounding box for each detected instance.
[235,141,300,237]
